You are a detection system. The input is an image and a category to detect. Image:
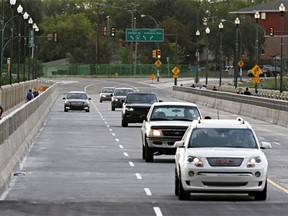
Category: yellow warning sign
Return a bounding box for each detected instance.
[155,60,162,67]
[172,67,180,75]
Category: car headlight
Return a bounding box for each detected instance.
[148,129,163,137]
[125,107,134,111]
[187,156,203,167]
[247,156,262,168]
[114,98,119,101]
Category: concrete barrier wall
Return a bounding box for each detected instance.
[0,82,58,194]
[0,80,40,111]
[173,86,288,127]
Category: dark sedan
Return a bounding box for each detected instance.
[63,91,91,112]
[111,87,135,111]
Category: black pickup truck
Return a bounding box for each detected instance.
[121,92,161,127]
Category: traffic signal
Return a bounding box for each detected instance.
[152,49,157,58]
[102,26,107,36]
[269,27,274,37]
[110,27,116,37]
[157,49,161,59]
[53,32,58,42]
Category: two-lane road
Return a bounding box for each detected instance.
[0,78,288,216]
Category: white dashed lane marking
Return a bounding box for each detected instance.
[144,188,152,196]
[129,162,135,167]
[135,173,142,179]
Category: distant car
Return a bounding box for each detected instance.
[174,117,271,200]
[121,92,160,127]
[99,87,115,102]
[111,87,135,111]
[63,91,91,112]
[141,102,202,162]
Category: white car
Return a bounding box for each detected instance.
[141,102,202,162]
[174,117,271,200]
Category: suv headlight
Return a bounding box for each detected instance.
[148,129,163,137]
[187,156,203,167]
[247,156,262,168]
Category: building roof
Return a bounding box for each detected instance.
[230,0,288,14]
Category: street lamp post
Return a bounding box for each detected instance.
[219,22,223,86]
[17,4,23,83]
[205,27,210,86]
[254,11,260,91]
[234,17,240,88]
[195,30,200,84]
[279,3,285,93]
[22,11,29,81]
[0,0,23,87]
[141,14,160,81]
[27,17,33,80]
[254,11,260,65]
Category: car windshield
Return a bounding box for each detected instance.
[102,88,115,93]
[150,106,201,121]
[114,89,133,96]
[188,128,257,148]
[126,94,157,104]
[67,93,88,100]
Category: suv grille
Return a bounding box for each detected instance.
[152,126,188,137]
[207,158,243,167]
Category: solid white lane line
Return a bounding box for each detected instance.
[129,162,134,167]
[119,144,123,148]
[144,188,152,196]
[135,173,142,179]
[123,152,129,157]
[153,207,163,216]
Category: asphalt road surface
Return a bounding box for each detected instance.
[0,78,288,216]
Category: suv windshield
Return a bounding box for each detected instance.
[114,89,133,96]
[126,94,157,104]
[188,128,257,148]
[151,106,201,121]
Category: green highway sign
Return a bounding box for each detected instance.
[125,28,164,42]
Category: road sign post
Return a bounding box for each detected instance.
[125,28,164,42]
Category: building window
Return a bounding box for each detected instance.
[261,12,266,20]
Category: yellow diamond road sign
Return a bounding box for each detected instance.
[251,64,262,77]
[172,67,180,75]
[155,60,162,67]
[238,60,244,68]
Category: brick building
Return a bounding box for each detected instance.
[230,0,288,65]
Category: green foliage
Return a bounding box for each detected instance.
[14,0,273,66]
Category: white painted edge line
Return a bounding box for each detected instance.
[153,207,163,216]
[144,188,152,196]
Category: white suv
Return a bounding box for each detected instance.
[174,118,271,200]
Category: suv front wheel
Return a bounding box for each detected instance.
[144,142,154,162]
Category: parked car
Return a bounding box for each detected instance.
[141,102,202,162]
[174,117,271,200]
[63,91,91,112]
[99,87,115,102]
[121,92,161,127]
[111,87,135,111]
